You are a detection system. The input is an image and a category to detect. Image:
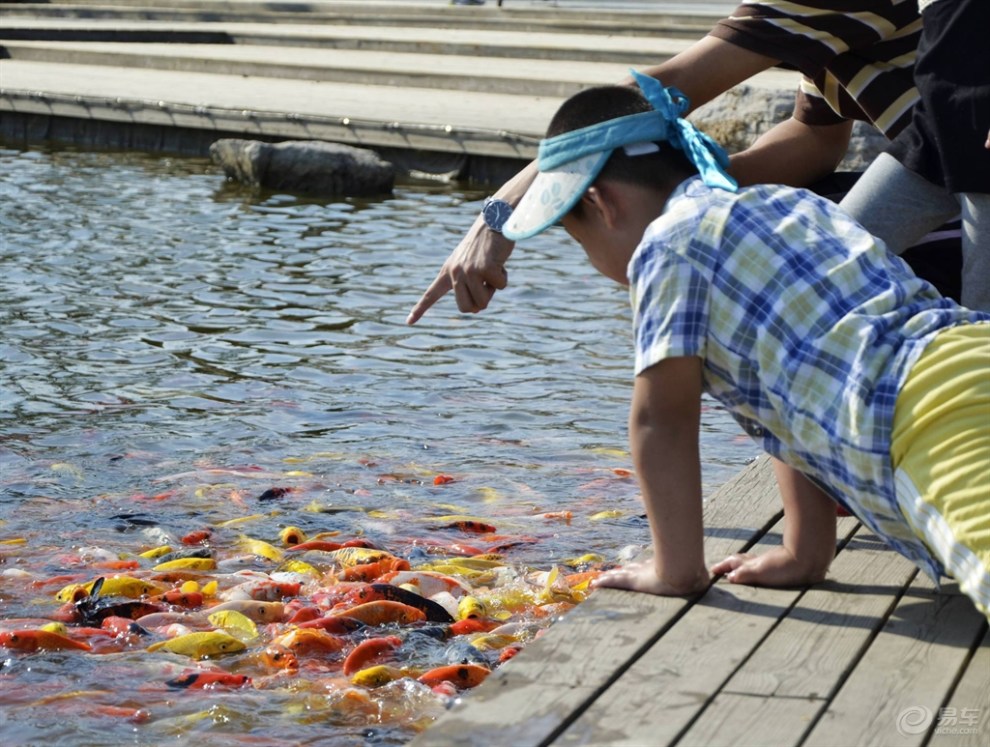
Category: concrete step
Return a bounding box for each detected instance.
[0,19,697,63]
[0,39,695,95]
[0,1,725,37]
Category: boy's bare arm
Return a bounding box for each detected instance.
[711,458,837,586]
[593,356,709,596]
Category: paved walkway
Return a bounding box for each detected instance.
[0,0,796,171]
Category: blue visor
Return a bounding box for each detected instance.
[503,69,737,241]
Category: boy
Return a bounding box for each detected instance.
[499,72,990,617]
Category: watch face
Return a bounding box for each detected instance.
[483,199,512,232]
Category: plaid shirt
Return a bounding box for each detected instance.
[629,177,989,580]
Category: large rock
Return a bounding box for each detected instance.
[210,139,395,196]
[689,84,889,173]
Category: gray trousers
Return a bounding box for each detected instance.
[840,153,990,311]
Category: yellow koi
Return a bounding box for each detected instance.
[147,630,246,660]
[589,510,625,520]
[350,665,408,689]
[238,536,284,562]
[139,545,173,560]
[457,596,487,621]
[207,609,259,643]
[279,526,307,546]
[55,576,165,602]
[153,557,217,572]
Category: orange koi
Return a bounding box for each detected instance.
[286,540,343,553]
[449,618,499,636]
[0,629,91,652]
[417,663,490,689]
[340,557,410,583]
[181,529,213,545]
[433,474,455,485]
[444,520,496,534]
[261,643,299,671]
[499,646,522,663]
[149,589,204,608]
[91,559,141,572]
[297,615,366,635]
[342,635,402,676]
[166,671,252,690]
[286,606,322,625]
[272,628,346,656]
[332,601,425,626]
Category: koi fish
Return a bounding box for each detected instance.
[270,628,345,656]
[261,643,299,670]
[340,557,410,583]
[350,664,407,688]
[220,579,301,602]
[342,584,453,623]
[331,601,425,626]
[279,526,308,546]
[379,570,470,599]
[0,629,91,652]
[342,635,402,676]
[207,609,259,643]
[147,630,246,660]
[166,671,252,689]
[417,663,490,689]
[154,555,218,571]
[148,589,204,608]
[449,618,499,636]
[55,576,165,603]
[456,596,487,621]
[205,600,285,623]
[296,615,366,635]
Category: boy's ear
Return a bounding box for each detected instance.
[584,184,621,229]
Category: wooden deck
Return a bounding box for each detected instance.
[412,457,989,747]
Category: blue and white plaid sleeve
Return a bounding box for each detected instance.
[629,235,710,375]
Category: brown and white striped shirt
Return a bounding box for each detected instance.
[710,1,922,138]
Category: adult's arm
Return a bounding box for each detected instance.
[406,37,780,325]
[729,116,854,187]
[593,356,710,596]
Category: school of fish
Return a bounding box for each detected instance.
[0,461,641,744]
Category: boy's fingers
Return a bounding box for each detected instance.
[406,273,453,325]
[710,553,753,576]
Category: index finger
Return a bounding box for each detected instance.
[406,271,453,325]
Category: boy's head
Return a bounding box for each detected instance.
[502,71,736,248]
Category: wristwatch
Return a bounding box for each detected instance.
[482,197,513,234]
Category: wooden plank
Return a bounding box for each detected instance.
[550,516,860,746]
[675,526,917,746]
[928,630,990,747]
[410,457,782,747]
[552,575,800,746]
[803,574,987,747]
[719,526,920,699]
[679,693,826,747]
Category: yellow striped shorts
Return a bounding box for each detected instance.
[891,322,990,619]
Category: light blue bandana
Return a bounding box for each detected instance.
[502,69,737,241]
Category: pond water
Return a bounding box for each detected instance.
[0,144,758,746]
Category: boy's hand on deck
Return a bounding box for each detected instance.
[592,560,709,597]
[712,546,827,587]
[406,218,512,325]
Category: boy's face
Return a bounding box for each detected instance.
[560,213,630,286]
[559,182,653,286]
